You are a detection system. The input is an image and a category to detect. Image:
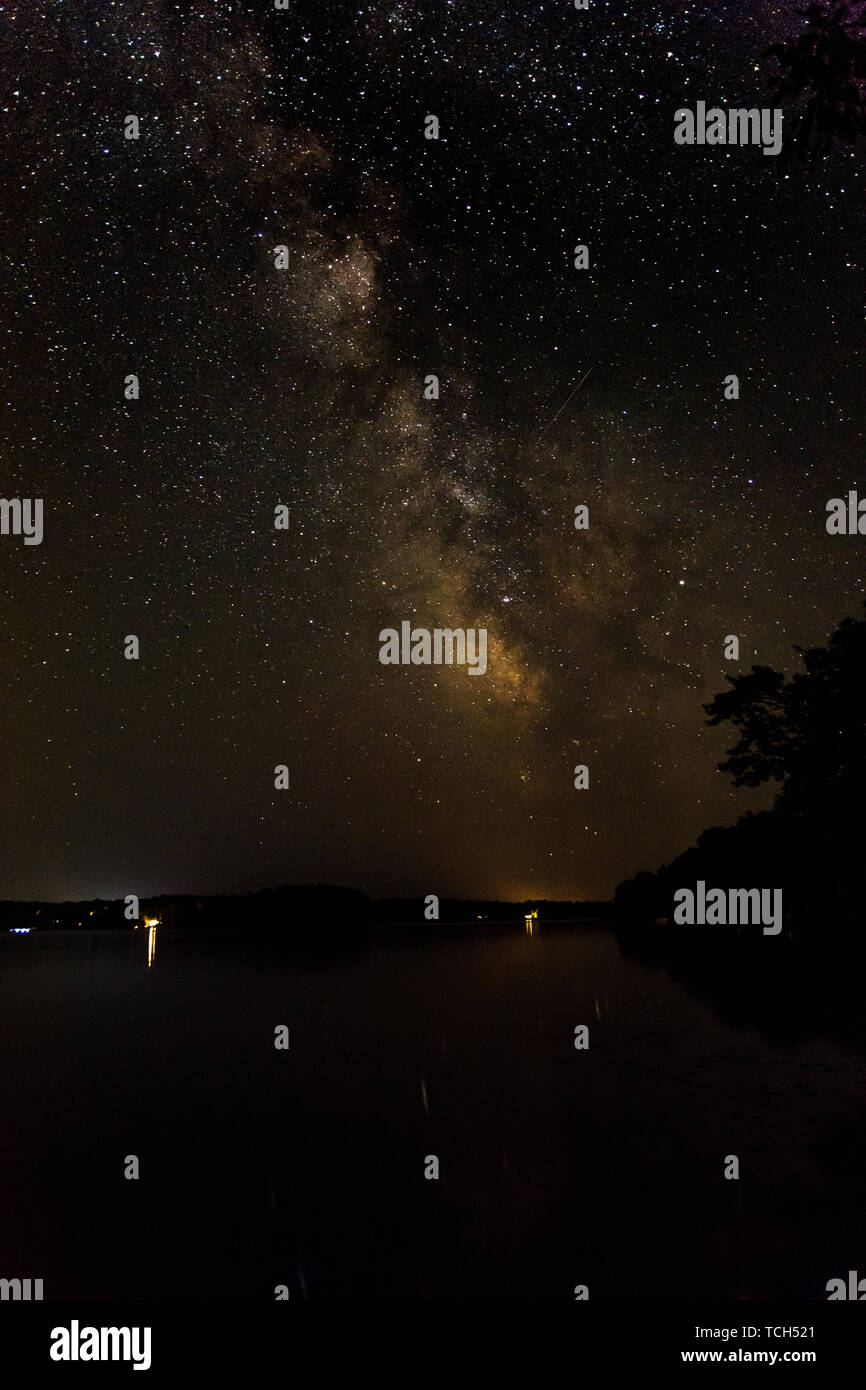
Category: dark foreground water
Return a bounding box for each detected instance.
[1,924,865,1300]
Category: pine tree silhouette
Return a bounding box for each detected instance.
[763,3,866,159]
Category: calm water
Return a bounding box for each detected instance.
[1,924,864,1300]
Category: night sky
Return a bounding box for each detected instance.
[1,0,864,903]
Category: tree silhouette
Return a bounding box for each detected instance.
[704,604,866,818]
[763,3,866,159]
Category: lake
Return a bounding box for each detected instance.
[1,923,864,1300]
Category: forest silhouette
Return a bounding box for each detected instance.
[616,603,865,934]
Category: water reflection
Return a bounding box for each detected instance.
[5,924,866,1299]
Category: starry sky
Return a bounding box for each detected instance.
[1,0,864,903]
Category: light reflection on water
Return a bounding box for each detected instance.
[0,924,865,1300]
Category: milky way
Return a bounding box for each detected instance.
[2,1,864,900]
